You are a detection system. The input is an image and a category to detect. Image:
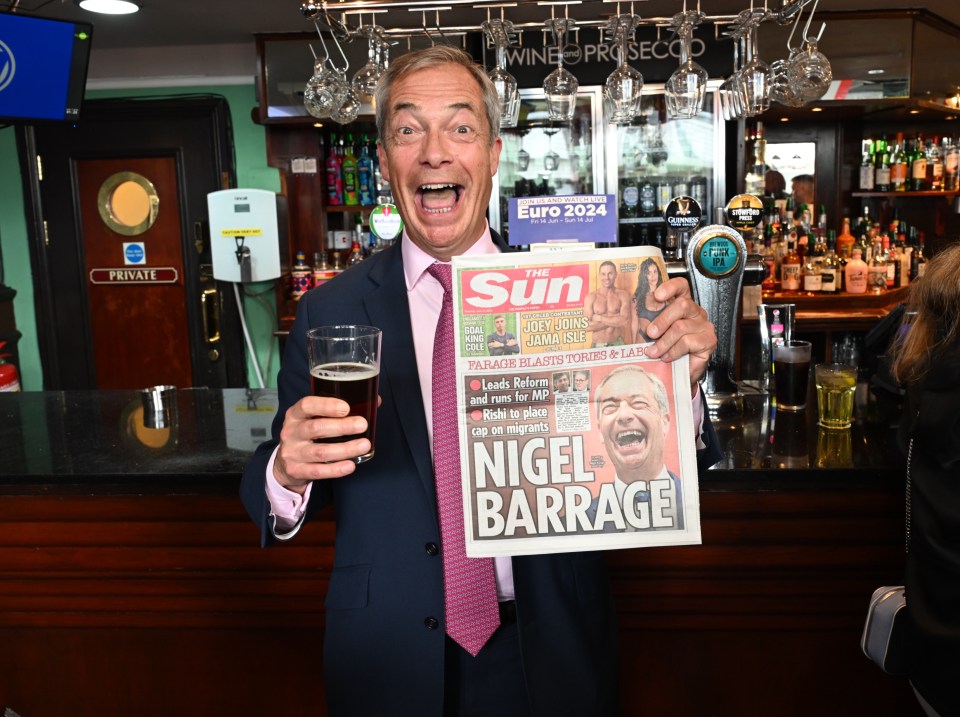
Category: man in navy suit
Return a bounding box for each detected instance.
[241,45,721,717]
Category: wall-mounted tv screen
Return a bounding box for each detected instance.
[0,13,94,124]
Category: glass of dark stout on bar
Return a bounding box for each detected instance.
[307,325,382,463]
[772,340,812,411]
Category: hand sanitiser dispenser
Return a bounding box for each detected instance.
[207,189,281,283]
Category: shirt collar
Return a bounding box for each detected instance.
[402,221,499,292]
[614,465,672,502]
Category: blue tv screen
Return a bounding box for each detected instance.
[0,13,94,123]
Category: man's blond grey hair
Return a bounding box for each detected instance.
[595,365,670,419]
[374,45,501,145]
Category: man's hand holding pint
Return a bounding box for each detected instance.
[273,396,372,494]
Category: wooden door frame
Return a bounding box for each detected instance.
[17,96,246,390]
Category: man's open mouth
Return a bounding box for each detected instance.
[418,183,463,214]
[615,430,646,449]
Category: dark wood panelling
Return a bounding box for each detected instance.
[0,485,920,716]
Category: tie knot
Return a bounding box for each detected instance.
[428,262,453,294]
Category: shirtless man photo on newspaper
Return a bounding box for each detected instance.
[583,260,633,347]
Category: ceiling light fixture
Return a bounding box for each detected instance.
[75,0,140,15]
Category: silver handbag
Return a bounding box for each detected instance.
[860,437,912,675]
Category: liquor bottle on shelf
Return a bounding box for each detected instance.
[874,135,891,192]
[801,254,821,293]
[867,240,887,293]
[330,250,344,276]
[890,133,908,192]
[781,236,801,292]
[836,216,856,258]
[910,135,928,191]
[882,233,897,289]
[844,247,868,294]
[898,236,911,288]
[639,178,656,218]
[312,251,336,289]
[357,137,375,206]
[910,230,927,280]
[761,223,777,290]
[943,136,959,191]
[620,173,639,219]
[291,251,312,299]
[342,136,359,206]
[859,138,875,191]
[926,136,944,191]
[690,176,708,214]
[347,235,364,268]
[821,230,840,294]
[326,133,343,206]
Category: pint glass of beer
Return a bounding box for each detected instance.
[307,325,382,463]
[772,340,812,411]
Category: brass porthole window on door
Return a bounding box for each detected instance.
[97,171,160,236]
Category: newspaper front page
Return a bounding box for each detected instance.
[452,247,701,557]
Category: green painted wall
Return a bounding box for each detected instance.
[0,83,283,390]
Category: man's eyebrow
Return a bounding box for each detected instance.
[391,100,477,116]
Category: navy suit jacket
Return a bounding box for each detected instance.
[241,234,722,716]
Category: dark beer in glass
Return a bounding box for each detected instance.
[773,340,812,411]
[307,326,382,463]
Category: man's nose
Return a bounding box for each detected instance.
[419,129,453,166]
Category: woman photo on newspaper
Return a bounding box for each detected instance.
[889,241,960,717]
[633,257,668,343]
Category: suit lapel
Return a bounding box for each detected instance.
[363,243,438,506]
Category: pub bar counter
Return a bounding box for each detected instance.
[0,386,921,716]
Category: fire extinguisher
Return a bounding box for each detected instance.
[0,341,20,392]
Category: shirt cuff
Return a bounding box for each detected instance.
[691,384,707,450]
[265,444,312,541]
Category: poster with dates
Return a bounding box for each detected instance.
[451,246,701,557]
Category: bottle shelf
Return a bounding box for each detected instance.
[851,190,959,198]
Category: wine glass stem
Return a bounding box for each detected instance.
[497,44,507,71]
[618,32,628,69]
[679,29,691,66]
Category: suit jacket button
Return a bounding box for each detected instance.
[425,542,439,556]
[424,617,439,630]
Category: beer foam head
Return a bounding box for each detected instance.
[311,362,379,380]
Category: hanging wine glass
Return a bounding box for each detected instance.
[303,26,348,119]
[482,17,521,129]
[769,4,809,108]
[665,11,708,119]
[737,15,771,117]
[769,53,807,107]
[543,14,578,123]
[602,14,643,125]
[788,0,832,103]
[327,20,359,125]
[718,30,744,121]
[331,87,361,124]
[351,25,387,100]
[305,58,334,119]
[517,130,530,172]
[543,126,561,173]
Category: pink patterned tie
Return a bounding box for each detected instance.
[427,262,500,656]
